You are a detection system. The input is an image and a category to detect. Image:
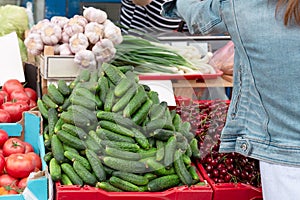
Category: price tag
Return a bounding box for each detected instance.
[139,80,176,107]
[0,32,25,86]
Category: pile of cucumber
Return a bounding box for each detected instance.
[39,63,204,192]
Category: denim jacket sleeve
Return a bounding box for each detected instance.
[161,0,228,35]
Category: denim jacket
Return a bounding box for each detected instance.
[162,0,300,167]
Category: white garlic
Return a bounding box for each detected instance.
[40,22,62,45]
[83,7,107,24]
[92,38,116,63]
[84,22,104,44]
[24,33,44,56]
[51,16,70,29]
[74,49,96,69]
[103,20,123,45]
[63,15,88,37]
[59,43,72,55]
[69,33,89,54]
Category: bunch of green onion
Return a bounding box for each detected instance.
[111,35,200,74]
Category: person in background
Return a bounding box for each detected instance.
[119,0,187,34]
[161,1,300,200]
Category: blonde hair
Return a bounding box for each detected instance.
[276,0,300,25]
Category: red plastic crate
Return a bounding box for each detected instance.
[196,162,262,200]
[55,182,213,200]
[55,167,213,200]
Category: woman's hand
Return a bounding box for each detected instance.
[132,0,153,6]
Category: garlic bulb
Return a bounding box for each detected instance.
[92,38,116,63]
[51,16,69,29]
[74,49,96,69]
[24,33,44,56]
[61,31,70,43]
[59,43,72,55]
[63,15,88,36]
[83,7,107,24]
[69,33,89,54]
[103,20,123,45]
[84,22,104,44]
[40,22,62,45]
[29,19,50,34]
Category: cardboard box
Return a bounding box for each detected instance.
[0,111,48,200]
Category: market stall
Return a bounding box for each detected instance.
[0,4,263,200]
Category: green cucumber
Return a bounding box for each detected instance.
[147,174,180,192]
[78,68,90,82]
[67,105,98,125]
[146,158,175,176]
[61,163,83,186]
[190,138,201,159]
[64,150,91,171]
[102,63,126,85]
[96,182,123,192]
[147,91,160,104]
[109,176,140,192]
[49,158,61,181]
[96,111,136,128]
[57,79,71,96]
[117,65,134,74]
[42,94,58,109]
[60,111,91,128]
[51,135,65,164]
[100,140,140,152]
[103,156,147,173]
[73,160,97,186]
[56,129,86,150]
[112,171,148,186]
[61,174,73,185]
[48,108,58,138]
[123,85,148,118]
[131,98,153,125]
[104,86,115,112]
[70,95,96,110]
[155,140,165,162]
[131,128,150,150]
[112,84,138,113]
[174,149,193,186]
[48,84,65,105]
[164,136,177,168]
[104,146,141,161]
[98,120,135,138]
[114,77,134,97]
[95,128,135,144]
[85,149,106,181]
[37,99,48,120]
[97,76,109,102]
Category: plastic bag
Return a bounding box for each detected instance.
[209,41,234,75]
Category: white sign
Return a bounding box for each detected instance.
[139,80,176,107]
[0,32,25,86]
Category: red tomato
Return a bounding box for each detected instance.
[2,79,24,95]
[0,91,9,102]
[8,189,19,194]
[0,155,5,175]
[26,152,42,170]
[0,109,11,123]
[2,138,25,157]
[9,90,30,103]
[23,142,34,153]
[5,153,35,179]
[24,88,37,102]
[0,94,4,106]
[28,99,37,110]
[0,130,9,148]
[0,174,18,187]
[17,177,28,189]
[1,101,29,122]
